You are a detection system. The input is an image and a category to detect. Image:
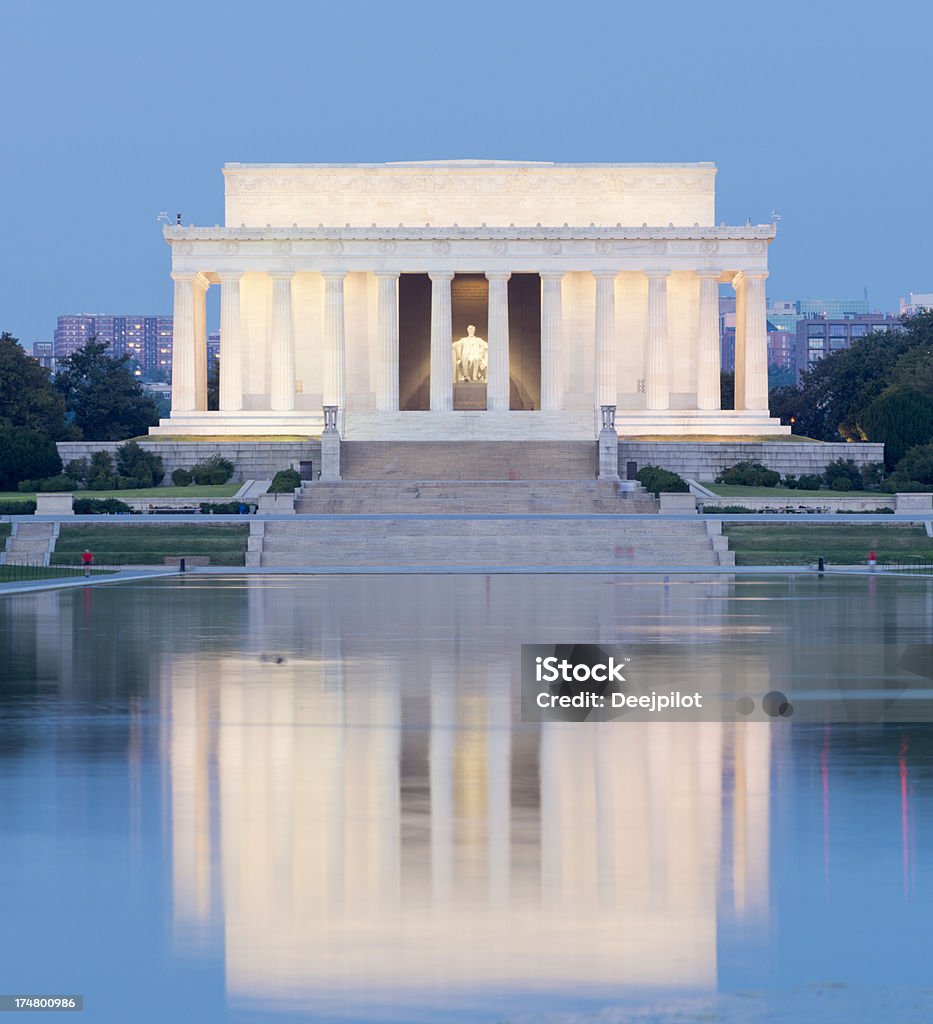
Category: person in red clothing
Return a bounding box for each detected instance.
[81,549,93,577]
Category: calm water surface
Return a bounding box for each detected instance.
[1,574,932,1023]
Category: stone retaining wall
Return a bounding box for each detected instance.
[619,441,884,480]
[699,495,894,512]
[57,440,321,483]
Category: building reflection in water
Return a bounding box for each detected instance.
[162,576,773,1013]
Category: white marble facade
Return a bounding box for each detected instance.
[151,161,788,439]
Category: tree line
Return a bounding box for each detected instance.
[0,335,160,489]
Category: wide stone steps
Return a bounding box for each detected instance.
[2,522,55,566]
[260,518,718,569]
[296,480,657,515]
[339,440,598,480]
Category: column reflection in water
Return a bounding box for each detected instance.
[161,576,772,1011]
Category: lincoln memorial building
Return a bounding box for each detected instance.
[151,161,789,440]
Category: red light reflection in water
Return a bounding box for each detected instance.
[900,734,912,903]
[821,724,830,899]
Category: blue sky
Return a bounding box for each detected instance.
[2,0,931,344]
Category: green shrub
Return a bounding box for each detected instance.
[268,469,301,493]
[701,505,753,514]
[0,500,37,515]
[39,474,75,492]
[116,440,164,488]
[172,468,192,486]
[860,462,886,490]
[715,461,780,487]
[823,458,863,491]
[191,453,235,485]
[65,458,90,487]
[782,474,798,489]
[199,501,251,514]
[87,451,117,489]
[73,497,133,514]
[838,507,895,514]
[635,466,689,496]
[17,479,38,493]
[796,474,823,491]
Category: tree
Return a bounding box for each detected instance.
[887,344,933,395]
[860,389,933,469]
[0,332,69,438]
[888,443,933,487]
[720,371,734,410]
[55,339,160,440]
[767,364,796,390]
[207,355,220,411]
[764,311,933,442]
[0,424,62,490]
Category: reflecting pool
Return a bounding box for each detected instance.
[1,574,932,1023]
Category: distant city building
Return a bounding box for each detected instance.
[31,340,54,371]
[208,330,221,366]
[900,292,933,316]
[795,313,901,379]
[54,314,174,379]
[766,299,799,333]
[766,325,795,373]
[796,297,870,319]
[721,296,899,381]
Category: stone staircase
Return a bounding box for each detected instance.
[296,479,657,515]
[340,440,598,480]
[259,516,721,569]
[1,521,57,566]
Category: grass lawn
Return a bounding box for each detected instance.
[706,483,876,499]
[0,484,240,500]
[724,524,933,566]
[0,564,116,584]
[54,524,249,566]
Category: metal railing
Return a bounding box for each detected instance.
[0,561,119,583]
[878,557,933,575]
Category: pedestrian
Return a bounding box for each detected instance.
[81,549,93,577]
[868,548,877,570]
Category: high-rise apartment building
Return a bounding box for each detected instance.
[795,313,901,378]
[31,341,55,371]
[54,314,174,379]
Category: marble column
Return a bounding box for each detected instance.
[218,272,243,412]
[270,272,295,411]
[540,271,564,411]
[737,271,769,411]
[645,270,670,411]
[170,272,196,412]
[192,274,209,412]
[485,271,511,411]
[593,271,617,408]
[733,272,747,409]
[696,271,722,411]
[375,272,399,412]
[322,272,347,410]
[429,271,454,412]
